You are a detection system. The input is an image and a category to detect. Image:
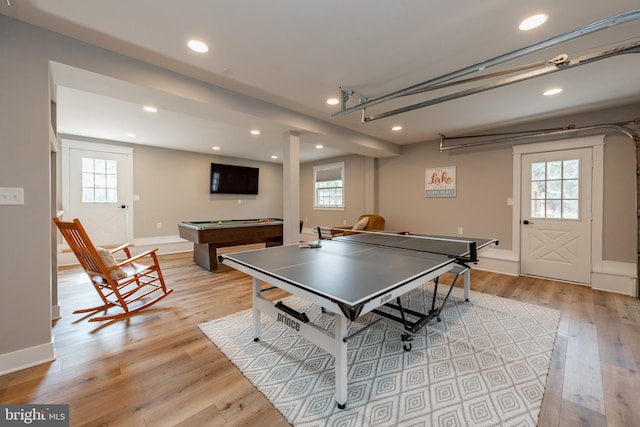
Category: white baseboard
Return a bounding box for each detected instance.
[301,227,319,241]
[57,235,193,266]
[52,304,60,321]
[592,260,638,296]
[474,248,519,276]
[0,340,55,376]
[476,251,638,296]
[132,235,193,255]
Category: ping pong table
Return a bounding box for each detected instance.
[218,229,498,409]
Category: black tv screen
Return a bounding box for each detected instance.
[210,163,259,194]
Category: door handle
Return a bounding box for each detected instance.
[523,220,534,225]
[120,205,127,209]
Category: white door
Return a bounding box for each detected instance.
[62,141,133,247]
[520,148,592,283]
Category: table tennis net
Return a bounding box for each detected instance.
[316,227,479,262]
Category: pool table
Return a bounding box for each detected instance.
[178,218,285,271]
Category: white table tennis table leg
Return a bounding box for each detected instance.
[463,267,471,301]
[450,265,471,301]
[252,278,262,339]
[334,313,348,409]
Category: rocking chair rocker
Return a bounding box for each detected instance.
[54,218,173,322]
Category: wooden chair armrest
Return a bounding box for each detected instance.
[110,243,131,253]
[110,243,132,258]
[116,248,159,267]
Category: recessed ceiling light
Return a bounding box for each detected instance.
[250,129,261,135]
[543,88,563,96]
[187,39,209,53]
[143,106,157,113]
[125,132,136,138]
[271,155,278,159]
[519,14,548,31]
[326,98,339,105]
[315,144,324,149]
[392,126,403,131]
[212,146,220,150]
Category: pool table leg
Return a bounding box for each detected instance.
[193,243,218,271]
[265,237,284,248]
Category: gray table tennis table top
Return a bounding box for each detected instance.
[219,232,497,314]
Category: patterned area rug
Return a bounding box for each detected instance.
[199,285,560,426]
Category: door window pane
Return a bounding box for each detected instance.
[563,180,579,199]
[547,161,562,179]
[82,157,118,203]
[531,162,546,180]
[94,158,106,173]
[563,200,579,219]
[546,200,561,218]
[532,200,546,217]
[563,160,579,179]
[532,181,545,198]
[94,188,106,202]
[547,180,561,199]
[82,173,94,187]
[530,159,580,219]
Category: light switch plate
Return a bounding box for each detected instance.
[0,187,24,205]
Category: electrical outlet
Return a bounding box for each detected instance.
[157,222,162,229]
[457,227,463,235]
[0,187,24,205]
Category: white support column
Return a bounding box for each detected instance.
[283,131,300,244]
[363,156,376,213]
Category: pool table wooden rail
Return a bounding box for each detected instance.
[178,220,284,271]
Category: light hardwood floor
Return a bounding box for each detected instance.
[1,251,639,426]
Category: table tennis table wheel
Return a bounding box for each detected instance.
[401,333,413,351]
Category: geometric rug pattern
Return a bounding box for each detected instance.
[199,284,560,426]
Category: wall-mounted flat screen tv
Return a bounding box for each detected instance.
[210,163,259,194]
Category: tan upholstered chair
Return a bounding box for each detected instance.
[331,214,386,237]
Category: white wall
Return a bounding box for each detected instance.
[0,15,54,373]
[132,144,283,238]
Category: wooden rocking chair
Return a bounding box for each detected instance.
[54,218,173,322]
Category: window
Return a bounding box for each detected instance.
[82,157,118,203]
[531,159,579,219]
[314,162,344,209]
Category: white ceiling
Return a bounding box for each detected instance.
[2,0,640,163]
